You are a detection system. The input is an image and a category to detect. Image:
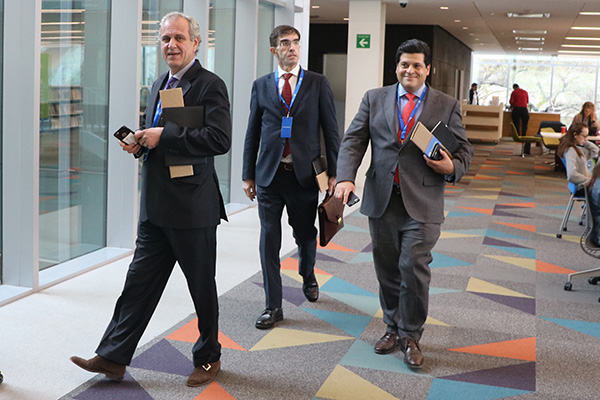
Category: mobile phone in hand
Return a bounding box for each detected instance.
[347,191,360,207]
[114,125,144,158]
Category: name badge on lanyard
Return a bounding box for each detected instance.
[275,68,304,139]
[398,85,427,141]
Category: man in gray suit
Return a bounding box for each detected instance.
[335,39,473,368]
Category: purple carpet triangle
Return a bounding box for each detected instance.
[130,339,192,376]
[316,252,345,263]
[492,209,529,218]
[254,282,308,306]
[440,361,536,391]
[474,293,535,315]
[498,191,528,198]
[361,242,372,252]
[73,372,153,400]
[482,237,530,249]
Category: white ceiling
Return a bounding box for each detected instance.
[309,0,600,57]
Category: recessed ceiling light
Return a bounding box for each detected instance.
[579,12,600,16]
[311,5,320,8]
[513,30,547,34]
[507,13,550,18]
[562,44,600,49]
[343,17,349,21]
[516,41,544,45]
[515,37,544,41]
[454,19,461,23]
[558,50,600,54]
[566,36,600,41]
[519,47,542,51]
[440,6,449,10]
[572,27,600,30]
[463,27,469,30]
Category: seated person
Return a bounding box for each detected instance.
[571,102,600,136]
[557,123,598,195]
[587,163,600,247]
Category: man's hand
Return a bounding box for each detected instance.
[243,179,256,201]
[134,127,163,149]
[119,140,142,155]
[424,148,455,175]
[334,181,356,205]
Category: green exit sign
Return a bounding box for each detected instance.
[356,34,370,49]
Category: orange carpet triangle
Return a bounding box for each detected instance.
[506,170,527,175]
[280,257,330,275]
[166,318,246,351]
[498,202,535,208]
[318,241,358,252]
[473,174,500,180]
[448,337,535,361]
[493,222,536,232]
[195,382,235,400]
[458,206,494,215]
[536,260,576,274]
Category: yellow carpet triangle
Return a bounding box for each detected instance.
[538,232,580,243]
[280,269,333,285]
[426,316,450,326]
[467,277,533,298]
[249,328,352,351]
[465,195,499,200]
[484,255,536,271]
[316,365,399,400]
[473,187,501,192]
[440,231,481,239]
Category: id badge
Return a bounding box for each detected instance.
[281,116,293,138]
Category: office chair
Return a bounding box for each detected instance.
[510,122,541,157]
[556,157,589,238]
[564,186,600,302]
[539,127,560,153]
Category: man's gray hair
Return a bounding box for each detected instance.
[160,11,202,44]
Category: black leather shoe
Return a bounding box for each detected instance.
[374,332,400,354]
[255,308,283,329]
[401,336,424,368]
[302,274,319,302]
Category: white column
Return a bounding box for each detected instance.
[345,0,386,130]
[106,0,143,249]
[2,0,42,288]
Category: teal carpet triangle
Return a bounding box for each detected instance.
[431,252,472,268]
[487,245,536,258]
[445,229,487,236]
[426,379,530,400]
[322,292,381,315]
[485,229,529,240]
[430,286,462,295]
[350,252,373,263]
[340,339,430,375]
[541,317,600,340]
[321,276,378,297]
[447,211,482,217]
[301,308,371,337]
[340,223,369,233]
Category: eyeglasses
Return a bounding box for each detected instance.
[278,39,300,48]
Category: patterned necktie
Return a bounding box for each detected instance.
[395,93,417,184]
[282,73,293,157]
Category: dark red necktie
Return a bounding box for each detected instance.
[282,73,293,157]
[395,93,417,184]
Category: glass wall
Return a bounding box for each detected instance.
[39,0,111,270]
[208,0,235,202]
[257,1,275,77]
[473,54,600,125]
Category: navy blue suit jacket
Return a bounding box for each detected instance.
[242,68,339,188]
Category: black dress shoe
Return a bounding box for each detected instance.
[302,274,319,302]
[255,308,283,329]
[401,336,424,368]
[374,332,400,354]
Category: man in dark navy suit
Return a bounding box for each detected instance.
[242,25,339,329]
[70,12,231,387]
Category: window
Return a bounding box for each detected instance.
[39,1,111,270]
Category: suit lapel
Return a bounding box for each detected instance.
[384,84,398,138]
[147,73,167,127]
[178,60,202,98]
[418,84,438,127]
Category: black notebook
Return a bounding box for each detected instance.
[431,121,460,154]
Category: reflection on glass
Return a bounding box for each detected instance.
[208,0,235,203]
[39,1,110,270]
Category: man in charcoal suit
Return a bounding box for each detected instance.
[242,25,339,329]
[335,39,473,368]
[70,12,231,387]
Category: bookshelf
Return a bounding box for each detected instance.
[461,104,504,143]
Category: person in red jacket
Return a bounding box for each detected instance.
[510,83,529,135]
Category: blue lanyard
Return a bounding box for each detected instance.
[274,67,304,116]
[397,85,427,140]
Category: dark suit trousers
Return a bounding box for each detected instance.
[511,107,529,135]
[95,219,221,367]
[256,165,319,309]
[368,191,440,341]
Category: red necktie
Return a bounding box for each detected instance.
[282,73,293,157]
[395,93,417,184]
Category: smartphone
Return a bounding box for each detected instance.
[428,143,443,161]
[347,191,360,207]
[114,125,145,158]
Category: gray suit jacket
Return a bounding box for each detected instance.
[337,83,473,223]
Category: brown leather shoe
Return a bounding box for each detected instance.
[70,355,126,381]
[374,332,400,354]
[401,337,424,368]
[186,360,221,387]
